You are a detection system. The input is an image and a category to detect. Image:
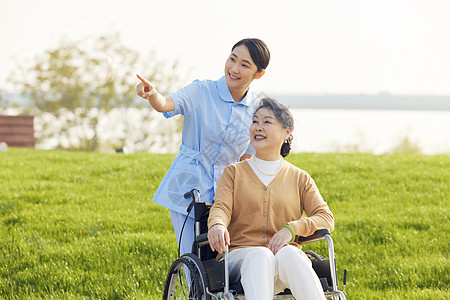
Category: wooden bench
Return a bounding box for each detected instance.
[0,115,35,147]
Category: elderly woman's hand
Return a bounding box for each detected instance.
[208,224,230,254]
[268,227,293,254]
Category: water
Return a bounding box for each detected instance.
[290,109,450,154]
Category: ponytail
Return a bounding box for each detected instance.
[281,134,293,157]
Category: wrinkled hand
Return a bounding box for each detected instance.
[268,227,292,254]
[136,74,157,100]
[208,224,230,254]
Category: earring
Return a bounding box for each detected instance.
[285,134,293,143]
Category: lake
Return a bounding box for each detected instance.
[289,108,450,154]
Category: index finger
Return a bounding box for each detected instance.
[136,74,149,84]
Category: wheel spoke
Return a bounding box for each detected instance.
[163,254,210,300]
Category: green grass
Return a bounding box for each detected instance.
[1,149,449,299]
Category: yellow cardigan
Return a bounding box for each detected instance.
[208,159,334,251]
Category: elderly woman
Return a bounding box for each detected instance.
[207,98,334,300]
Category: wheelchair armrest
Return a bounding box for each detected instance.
[296,228,331,244]
[196,232,210,247]
[198,229,330,246]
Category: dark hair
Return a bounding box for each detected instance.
[255,97,294,157]
[232,38,270,72]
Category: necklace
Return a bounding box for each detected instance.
[252,157,283,176]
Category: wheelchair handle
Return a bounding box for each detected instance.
[184,189,200,202]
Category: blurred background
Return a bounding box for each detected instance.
[1,0,449,154]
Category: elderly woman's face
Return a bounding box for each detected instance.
[250,107,289,155]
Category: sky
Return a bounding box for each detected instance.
[1,0,450,96]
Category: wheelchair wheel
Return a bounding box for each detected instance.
[163,253,211,300]
[305,250,326,262]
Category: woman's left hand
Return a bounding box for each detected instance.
[208,224,230,255]
[268,227,293,254]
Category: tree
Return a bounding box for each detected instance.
[11,33,181,151]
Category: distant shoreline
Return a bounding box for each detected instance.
[272,94,450,111]
[2,93,450,111]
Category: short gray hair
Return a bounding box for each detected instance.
[254,97,294,157]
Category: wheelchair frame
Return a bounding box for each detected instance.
[163,190,347,300]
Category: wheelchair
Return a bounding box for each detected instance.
[163,190,347,300]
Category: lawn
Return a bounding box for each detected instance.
[1,148,449,299]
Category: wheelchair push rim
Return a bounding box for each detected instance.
[163,253,211,300]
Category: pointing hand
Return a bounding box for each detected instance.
[136,74,157,100]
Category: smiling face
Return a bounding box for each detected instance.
[224,45,264,101]
[250,107,291,160]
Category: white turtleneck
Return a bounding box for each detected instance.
[247,156,283,186]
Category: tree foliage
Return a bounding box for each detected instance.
[11,33,182,151]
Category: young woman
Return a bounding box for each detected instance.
[208,98,334,300]
[136,38,270,255]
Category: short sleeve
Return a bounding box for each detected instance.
[163,80,202,119]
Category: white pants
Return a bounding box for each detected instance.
[170,210,195,256]
[228,246,326,300]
